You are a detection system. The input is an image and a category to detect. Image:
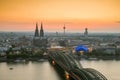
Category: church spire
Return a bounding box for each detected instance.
[34,22,39,37]
[40,22,44,37]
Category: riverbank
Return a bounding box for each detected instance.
[79,55,120,60]
[0,55,48,62]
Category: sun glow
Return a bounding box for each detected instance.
[0,0,120,32]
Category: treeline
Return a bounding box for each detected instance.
[82,49,120,60]
[5,48,46,59]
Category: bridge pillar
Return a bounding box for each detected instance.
[65,71,69,79]
[52,60,55,65]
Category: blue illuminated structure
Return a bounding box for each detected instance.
[75,45,88,52]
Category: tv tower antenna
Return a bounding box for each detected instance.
[63,24,66,35]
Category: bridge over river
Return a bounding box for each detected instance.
[48,51,108,80]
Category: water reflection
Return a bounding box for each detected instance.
[0,61,67,80]
[0,60,120,80]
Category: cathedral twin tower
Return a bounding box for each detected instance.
[34,22,44,37]
[33,22,47,47]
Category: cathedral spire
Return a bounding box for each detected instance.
[40,22,44,37]
[34,22,39,37]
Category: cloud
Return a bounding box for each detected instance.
[116,21,120,23]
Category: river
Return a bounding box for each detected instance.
[0,60,120,80]
[80,60,120,80]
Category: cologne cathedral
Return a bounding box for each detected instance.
[33,22,48,48]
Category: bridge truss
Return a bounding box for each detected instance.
[49,51,108,80]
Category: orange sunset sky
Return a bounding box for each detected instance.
[0,0,120,33]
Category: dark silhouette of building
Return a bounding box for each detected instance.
[63,24,66,35]
[40,23,44,37]
[34,22,39,37]
[33,22,48,48]
[84,28,88,37]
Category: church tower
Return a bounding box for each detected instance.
[84,28,88,37]
[34,22,39,37]
[33,22,47,48]
[40,22,44,37]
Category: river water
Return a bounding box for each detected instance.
[0,60,120,80]
[80,60,120,80]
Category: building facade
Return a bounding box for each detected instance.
[33,22,48,48]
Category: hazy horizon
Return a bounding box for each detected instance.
[0,31,120,34]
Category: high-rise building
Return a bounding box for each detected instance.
[34,22,39,37]
[40,23,44,37]
[84,28,88,37]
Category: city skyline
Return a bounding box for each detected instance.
[0,0,120,32]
